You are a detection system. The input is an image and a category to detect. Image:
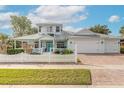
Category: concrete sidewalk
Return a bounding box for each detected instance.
[0,64,124,70]
[0,85,124,88]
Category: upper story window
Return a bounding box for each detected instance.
[56,26,60,32]
[39,26,42,32]
[50,26,52,32]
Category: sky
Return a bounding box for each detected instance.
[0,5,124,36]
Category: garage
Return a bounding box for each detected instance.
[104,39,120,53]
[68,29,120,54]
[73,38,120,53]
[75,38,101,53]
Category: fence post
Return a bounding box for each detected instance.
[49,48,51,63]
[75,44,77,63]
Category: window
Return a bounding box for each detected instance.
[35,42,39,48]
[61,27,62,32]
[49,34,54,37]
[34,42,42,48]
[50,26,52,32]
[56,26,60,32]
[39,26,42,32]
[57,42,65,48]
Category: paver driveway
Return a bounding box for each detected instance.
[78,54,124,86]
[78,54,124,65]
[91,69,124,86]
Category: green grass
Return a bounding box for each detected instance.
[0,69,91,85]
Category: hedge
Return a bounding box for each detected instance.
[7,48,24,55]
[54,49,73,54]
[120,47,124,54]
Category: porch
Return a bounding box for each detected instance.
[13,34,68,54]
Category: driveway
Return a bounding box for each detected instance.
[91,69,124,86]
[78,54,124,86]
[78,54,124,65]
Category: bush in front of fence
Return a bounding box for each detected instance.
[120,47,124,54]
[54,49,73,54]
[7,48,24,55]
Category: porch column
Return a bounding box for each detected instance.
[39,39,41,49]
[53,39,55,52]
[14,40,16,49]
[39,39,41,54]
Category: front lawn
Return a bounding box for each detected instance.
[0,69,91,85]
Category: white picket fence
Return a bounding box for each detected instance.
[0,45,77,63]
[0,54,75,63]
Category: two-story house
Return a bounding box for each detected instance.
[14,23,120,54]
[14,23,69,53]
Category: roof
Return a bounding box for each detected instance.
[54,31,70,41]
[36,23,62,26]
[13,34,41,40]
[73,29,97,36]
[72,29,120,39]
[13,29,120,41]
[14,34,54,41]
[95,33,120,39]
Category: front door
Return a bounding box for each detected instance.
[46,42,53,52]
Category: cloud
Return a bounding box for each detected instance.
[27,5,88,25]
[109,15,120,23]
[0,12,19,29]
[0,5,6,10]
[64,26,82,32]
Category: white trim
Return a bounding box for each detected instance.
[75,44,77,63]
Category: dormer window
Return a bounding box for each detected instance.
[39,26,42,32]
[56,26,60,32]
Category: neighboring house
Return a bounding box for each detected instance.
[14,23,120,54]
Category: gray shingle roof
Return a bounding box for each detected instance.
[71,29,120,39]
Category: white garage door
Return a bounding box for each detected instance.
[76,39,101,53]
[104,39,119,53]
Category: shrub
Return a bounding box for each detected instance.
[62,49,73,54]
[7,48,24,55]
[54,49,73,54]
[77,58,81,63]
[54,49,60,54]
[120,47,124,54]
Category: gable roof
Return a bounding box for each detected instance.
[71,29,120,39]
[73,29,97,36]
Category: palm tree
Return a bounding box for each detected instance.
[120,26,124,37]
[89,24,111,35]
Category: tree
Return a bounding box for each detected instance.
[0,33,8,44]
[27,27,38,35]
[89,24,111,35]
[10,15,33,37]
[120,26,124,36]
[0,33,8,50]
